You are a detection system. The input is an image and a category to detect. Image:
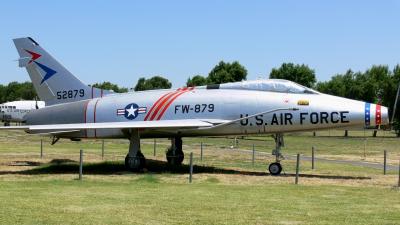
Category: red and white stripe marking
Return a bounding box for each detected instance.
[116,109,125,115]
[144,87,194,121]
[375,104,381,125]
[138,108,147,113]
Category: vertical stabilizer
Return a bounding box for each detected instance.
[13,37,109,105]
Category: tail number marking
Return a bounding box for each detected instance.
[57,89,85,100]
[174,104,215,114]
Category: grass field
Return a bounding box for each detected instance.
[0,130,399,224]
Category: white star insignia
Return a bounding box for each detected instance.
[126,105,138,117]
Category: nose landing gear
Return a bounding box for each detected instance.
[268,133,284,175]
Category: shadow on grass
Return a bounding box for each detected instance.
[8,161,42,166]
[0,159,371,180]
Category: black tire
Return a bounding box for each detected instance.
[166,147,184,165]
[125,152,146,171]
[268,162,282,176]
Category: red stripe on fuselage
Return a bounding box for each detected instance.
[144,91,176,120]
[145,88,182,121]
[375,104,381,125]
[149,89,186,121]
[155,87,193,120]
[93,99,100,138]
[83,100,90,138]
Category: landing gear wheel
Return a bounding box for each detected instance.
[125,152,146,171]
[166,148,184,165]
[268,162,282,176]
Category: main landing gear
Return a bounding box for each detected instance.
[124,131,185,171]
[268,133,284,176]
[166,137,184,166]
[125,129,146,171]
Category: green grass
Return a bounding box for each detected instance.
[0,130,400,224]
[0,179,399,225]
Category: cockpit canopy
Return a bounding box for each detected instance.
[214,79,319,94]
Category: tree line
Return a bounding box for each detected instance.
[0,60,247,102]
[0,82,37,103]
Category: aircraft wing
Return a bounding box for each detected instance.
[0,119,229,134]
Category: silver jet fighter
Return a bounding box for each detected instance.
[4,37,389,175]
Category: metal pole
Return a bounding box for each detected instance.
[252,144,255,166]
[234,137,237,148]
[383,150,387,175]
[312,146,315,170]
[153,139,156,157]
[189,152,193,183]
[40,139,43,159]
[200,142,203,161]
[295,154,300,184]
[101,140,105,160]
[362,129,366,160]
[79,149,83,180]
[391,81,400,123]
[398,158,400,187]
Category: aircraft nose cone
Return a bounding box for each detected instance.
[381,106,389,125]
[364,103,389,126]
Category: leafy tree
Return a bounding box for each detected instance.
[364,65,392,104]
[316,70,364,100]
[187,75,207,87]
[316,65,400,133]
[270,63,316,88]
[390,65,400,134]
[92,81,128,93]
[0,81,37,103]
[134,76,172,91]
[0,84,5,103]
[207,61,247,84]
[316,66,393,104]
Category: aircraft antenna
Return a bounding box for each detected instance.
[391,81,400,123]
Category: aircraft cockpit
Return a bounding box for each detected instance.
[211,79,319,94]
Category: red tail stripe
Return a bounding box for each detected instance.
[83,100,90,138]
[93,99,100,138]
[149,90,184,121]
[155,87,194,120]
[144,90,179,121]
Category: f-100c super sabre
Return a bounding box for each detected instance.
[3,37,389,175]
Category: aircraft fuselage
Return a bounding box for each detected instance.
[24,87,388,138]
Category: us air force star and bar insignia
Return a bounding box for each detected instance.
[117,103,147,120]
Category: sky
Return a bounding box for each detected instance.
[0,1,399,88]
